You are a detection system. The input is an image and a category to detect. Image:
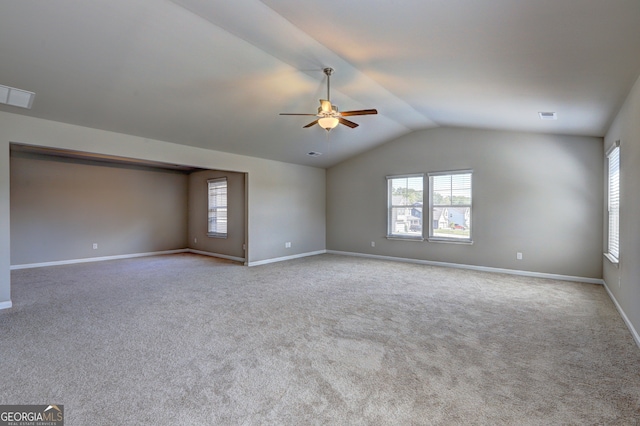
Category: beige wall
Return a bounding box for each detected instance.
[10,153,248,265]
[603,75,640,342]
[188,169,246,260]
[10,152,189,265]
[327,127,603,279]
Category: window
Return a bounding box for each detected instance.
[208,178,227,238]
[387,174,424,239]
[606,142,620,262]
[429,171,472,242]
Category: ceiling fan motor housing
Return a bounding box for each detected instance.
[318,105,339,115]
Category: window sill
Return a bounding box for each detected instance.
[207,233,227,239]
[386,235,424,242]
[427,238,473,245]
[603,252,619,265]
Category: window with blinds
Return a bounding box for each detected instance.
[607,144,620,262]
[429,171,472,242]
[207,178,228,238]
[387,174,424,239]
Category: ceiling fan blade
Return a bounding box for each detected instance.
[338,117,359,128]
[339,109,378,117]
[319,99,333,113]
[279,113,317,116]
[303,119,319,128]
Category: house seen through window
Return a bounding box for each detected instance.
[429,171,472,242]
[387,174,424,239]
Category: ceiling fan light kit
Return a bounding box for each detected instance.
[280,67,378,131]
[318,116,339,130]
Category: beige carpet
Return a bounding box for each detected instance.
[1,253,639,425]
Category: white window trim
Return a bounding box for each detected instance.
[604,252,619,265]
[605,140,620,264]
[428,169,473,244]
[207,177,228,239]
[386,173,425,241]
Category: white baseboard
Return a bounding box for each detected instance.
[326,250,605,285]
[602,281,640,349]
[10,249,189,270]
[10,248,322,269]
[0,300,12,310]
[247,250,327,267]
[187,249,245,263]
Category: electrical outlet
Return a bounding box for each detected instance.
[516,252,523,260]
[371,241,376,247]
[285,242,291,248]
[194,237,197,244]
[93,243,98,250]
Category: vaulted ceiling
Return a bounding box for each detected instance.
[1,0,639,168]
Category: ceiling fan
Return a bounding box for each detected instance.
[280,67,378,131]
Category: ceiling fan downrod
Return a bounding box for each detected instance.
[324,67,334,102]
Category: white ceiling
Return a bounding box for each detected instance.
[1,0,639,168]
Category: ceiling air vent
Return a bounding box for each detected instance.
[0,84,35,109]
[307,151,322,157]
[538,112,557,120]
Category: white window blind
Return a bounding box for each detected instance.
[607,145,620,260]
[429,171,472,241]
[387,174,424,239]
[208,178,228,238]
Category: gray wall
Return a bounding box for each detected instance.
[327,127,603,279]
[603,75,640,341]
[10,152,189,265]
[188,169,246,260]
[246,160,326,262]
